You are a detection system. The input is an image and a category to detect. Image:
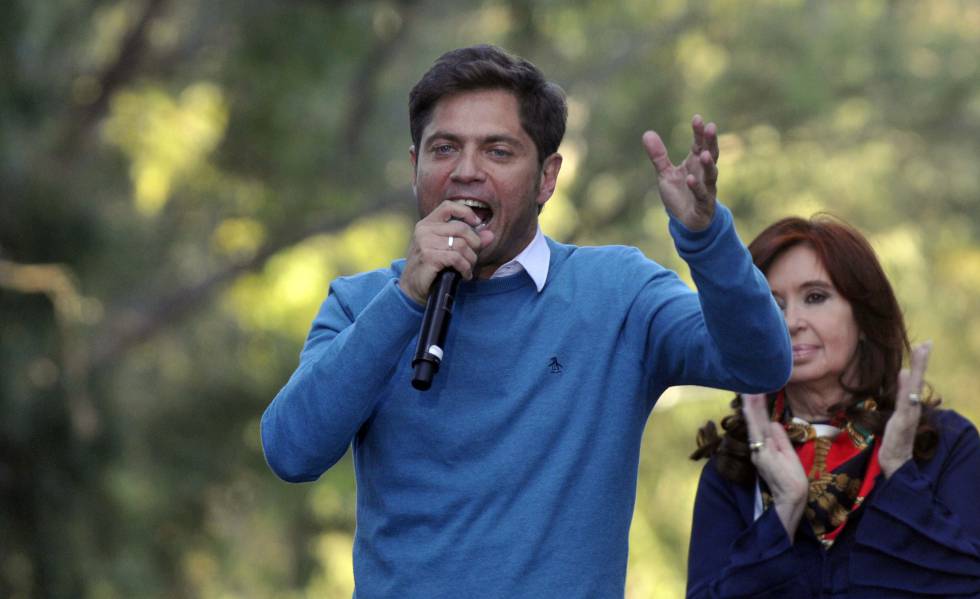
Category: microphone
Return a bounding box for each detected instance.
[411,268,462,390]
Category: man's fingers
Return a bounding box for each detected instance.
[642,131,674,176]
[686,174,711,204]
[437,225,485,280]
[703,121,719,162]
[442,248,478,279]
[419,244,479,281]
[690,114,705,155]
[409,202,490,289]
[700,150,718,188]
[428,199,484,228]
[431,220,483,251]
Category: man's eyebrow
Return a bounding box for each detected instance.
[423,131,526,147]
[424,130,462,144]
[483,134,525,147]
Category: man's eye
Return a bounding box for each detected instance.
[488,148,512,158]
[433,144,454,155]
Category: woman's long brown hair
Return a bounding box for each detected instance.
[691,215,938,484]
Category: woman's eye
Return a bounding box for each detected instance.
[805,292,827,304]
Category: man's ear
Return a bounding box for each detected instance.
[409,145,418,196]
[536,152,563,208]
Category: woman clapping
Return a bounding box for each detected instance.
[687,216,980,598]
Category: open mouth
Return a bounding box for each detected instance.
[456,199,493,227]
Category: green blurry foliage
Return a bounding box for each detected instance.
[1,0,979,597]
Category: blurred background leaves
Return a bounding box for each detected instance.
[2,0,978,597]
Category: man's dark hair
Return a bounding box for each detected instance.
[409,44,567,166]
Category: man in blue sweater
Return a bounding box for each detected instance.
[261,44,792,597]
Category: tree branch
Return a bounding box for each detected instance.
[0,259,100,440]
[87,191,409,373]
[86,0,424,372]
[59,0,171,155]
[342,0,420,155]
[0,260,86,321]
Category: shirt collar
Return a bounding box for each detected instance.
[488,226,550,292]
[791,417,840,439]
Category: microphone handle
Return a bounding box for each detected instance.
[411,269,461,390]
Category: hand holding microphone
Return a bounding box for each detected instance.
[411,267,462,390]
[399,201,492,389]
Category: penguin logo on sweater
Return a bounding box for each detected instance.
[548,356,563,374]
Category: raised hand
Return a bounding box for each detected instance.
[399,200,494,305]
[742,393,809,540]
[641,115,719,231]
[879,342,933,478]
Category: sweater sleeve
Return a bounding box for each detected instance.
[260,276,424,482]
[687,462,815,598]
[636,203,791,394]
[849,412,980,596]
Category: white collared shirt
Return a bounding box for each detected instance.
[488,226,550,292]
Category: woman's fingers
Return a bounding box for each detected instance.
[741,394,770,448]
[880,341,933,478]
[894,342,931,419]
[767,422,794,454]
[906,342,931,400]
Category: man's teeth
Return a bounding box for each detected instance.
[454,199,491,227]
[457,199,490,210]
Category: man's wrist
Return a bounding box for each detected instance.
[396,278,427,308]
[682,204,716,232]
[669,201,730,254]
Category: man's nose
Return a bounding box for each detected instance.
[451,149,485,182]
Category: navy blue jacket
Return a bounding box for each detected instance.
[687,409,980,598]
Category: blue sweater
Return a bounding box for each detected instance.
[262,205,791,598]
[687,409,980,598]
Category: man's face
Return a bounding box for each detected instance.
[410,89,561,277]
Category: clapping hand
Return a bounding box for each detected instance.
[879,342,932,478]
[642,115,719,231]
[742,393,809,540]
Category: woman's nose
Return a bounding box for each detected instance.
[783,303,804,333]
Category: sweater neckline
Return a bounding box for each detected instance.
[459,239,571,296]
[459,270,535,296]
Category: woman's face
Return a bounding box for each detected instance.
[766,244,861,391]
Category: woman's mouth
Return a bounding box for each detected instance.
[792,344,819,361]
